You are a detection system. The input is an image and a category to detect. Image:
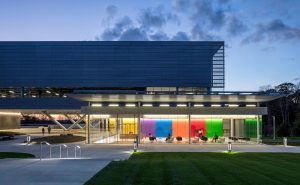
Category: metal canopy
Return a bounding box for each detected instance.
[69,94,282,103]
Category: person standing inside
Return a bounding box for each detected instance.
[42,127,45,136]
[47,126,51,135]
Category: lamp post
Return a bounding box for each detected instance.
[228,142,232,153]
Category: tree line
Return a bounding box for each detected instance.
[260,82,300,137]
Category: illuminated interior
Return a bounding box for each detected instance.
[88,114,262,144]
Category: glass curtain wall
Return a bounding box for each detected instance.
[88,114,262,144]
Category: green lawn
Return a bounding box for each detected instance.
[85,152,300,185]
[0,152,35,159]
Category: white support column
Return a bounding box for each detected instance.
[230,118,234,137]
[42,111,67,131]
[87,102,91,144]
[257,115,260,144]
[188,114,191,144]
[188,102,191,144]
[87,114,91,144]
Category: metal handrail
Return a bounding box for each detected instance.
[39,142,81,160]
[40,141,50,160]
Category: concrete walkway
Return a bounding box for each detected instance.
[0,158,110,185]
[138,143,300,153]
[0,135,133,185]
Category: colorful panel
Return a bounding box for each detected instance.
[121,118,138,134]
[172,119,189,138]
[140,119,156,137]
[206,119,223,138]
[190,119,206,137]
[156,119,172,137]
[245,119,262,138]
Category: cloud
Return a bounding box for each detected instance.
[139,6,167,29]
[97,16,133,41]
[149,31,169,41]
[242,19,300,44]
[106,5,118,20]
[172,0,191,12]
[171,31,190,41]
[227,16,247,37]
[261,47,275,52]
[294,77,300,81]
[191,24,215,40]
[192,0,227,30]
[119,28,148,41]
[138,5,180,30]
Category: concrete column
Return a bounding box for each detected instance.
[230,118,234,137]
[188,114,191,144]
[21,87,24,98]
[87,102,91,144]
[188,102,191,144]
[257,115,260,144]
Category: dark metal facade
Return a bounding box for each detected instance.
[0,41,224,88]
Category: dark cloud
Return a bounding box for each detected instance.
[261,47,275,52]
[98,16,132,40]
[192,0,226,30]
[119,28,148,41]
[172,0,191,12]
[149,31,169,41]
[294,77,300,81]
[242,19,300,44]
[139,6,167,29]
[227,16,247,36]
[171,31,190,41]
[191,24,215,40]
[106,5,118,20]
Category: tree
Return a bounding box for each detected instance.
[275,83,296,94]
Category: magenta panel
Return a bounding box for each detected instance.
[141,119,156,137]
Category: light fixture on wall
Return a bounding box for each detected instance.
[125,103,136,107]
[92,103,102,107]
[159,104,169,107]
[108,103,119,107]
[142,103,152,107]
[228,104,239,107]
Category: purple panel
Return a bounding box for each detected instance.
[141,119,156,137]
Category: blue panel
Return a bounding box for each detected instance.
[155,119,172,137]
[0,41,224,88]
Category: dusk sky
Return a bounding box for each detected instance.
[0,0,299,91]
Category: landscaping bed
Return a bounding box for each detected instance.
[30,134,85,144]
[0,152,35,159]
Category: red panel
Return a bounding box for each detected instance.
[190,119,206,137]
[172,119,189,138]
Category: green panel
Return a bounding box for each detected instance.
[244,119,262,138]
[205,119,223,138]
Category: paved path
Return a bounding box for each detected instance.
[138,143,300,153]
[0,135,133,185]
[0,158,110,185]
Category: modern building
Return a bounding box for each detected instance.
[0,41,280,144]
